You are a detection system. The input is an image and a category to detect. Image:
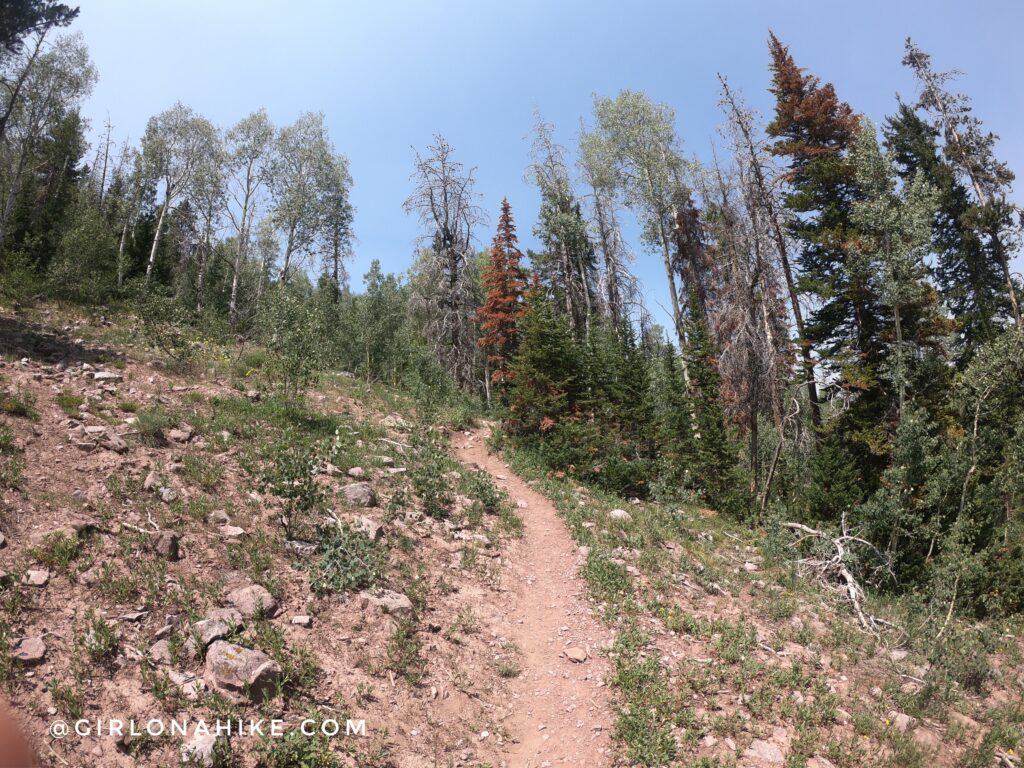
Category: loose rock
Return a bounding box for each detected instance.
[11,636,46,665]
[342,482,377,508]
[205,641,281,702]
[226,584,278,619]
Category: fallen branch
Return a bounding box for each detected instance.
[781,517,894,635]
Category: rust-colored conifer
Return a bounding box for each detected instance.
[477,198,527,389]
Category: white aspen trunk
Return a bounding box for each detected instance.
[145,195,170,283]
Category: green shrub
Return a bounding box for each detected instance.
[135,406,173,447]
[55,392,85,417]
[410,434,455,519]
[305,523,386,596]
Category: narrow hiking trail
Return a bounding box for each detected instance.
[452,426,616,768]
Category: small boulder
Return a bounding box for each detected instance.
[149,639,172,665]
[219,525,246,541]
[99,430,128,453]
[354,516,383,542]
[360,589,413,617]
[564,646,588,663]
[342,482,377,508]
[207,509,230,526]
[159,486,179,504]
[346,466,365,479]
[291,615,312,628]
[743,739,785,764]
[205,641,281,702]
[22,569,49,587]
[154,532,181,560]
[607,508,632,522]
[167,425,194,443]
[11,636,46,665]
[886,711,915,733]
[226,584,278,619]
[143,470,160,491]
[192,619,230,648]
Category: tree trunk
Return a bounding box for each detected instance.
[145,195,170,284]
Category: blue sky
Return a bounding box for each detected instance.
[71,1,1024,330]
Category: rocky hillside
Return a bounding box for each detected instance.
[0,304,1022,768]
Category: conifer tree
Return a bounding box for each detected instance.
[530,117,597,339]
[477,198,527,398]
[903,40,1022,328]
[505,278,580,437]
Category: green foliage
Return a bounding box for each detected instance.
[410,432,456,519]
[0,381,38,421]
[257,430,325,540]
[256,724,338,768]
[305,522,386,596]
[134,405,174,447]
[0,422,24,488]
[257,286,328,397]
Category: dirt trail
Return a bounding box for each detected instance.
[452,426,615,768]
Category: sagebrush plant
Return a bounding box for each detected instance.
[134,405,174,447]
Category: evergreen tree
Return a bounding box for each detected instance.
[767,33,888,489]
[529,117,597,339]
[885,103,1012,360]
[505,278,580,438]
[477,198,527,398]
[683,289,745,514]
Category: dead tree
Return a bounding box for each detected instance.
[403,135,485,389]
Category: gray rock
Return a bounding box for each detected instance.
[167,426,194,443]
[92,371,122,382]
[342,482,377,508]
[154,531,180,560]
[346,466,365,479]
[159,486,179,504]
[564,646,587,663]
[355,516,383,542]
[208,509,230,526]
[11,636,46,665]
[743,739,785,764]
[205,641,281,702]
[607,508,632,522]
[226,584,278,619]
[360,589,413,617]
[290,615,312,628]
[204,608,244,629]
[285,539,318,557]
[22,569,49,587]
[192,619,230,648]
[99,430,128,453]
[149,639,172,665]
[886,711,915,733]
[219,525,246,541]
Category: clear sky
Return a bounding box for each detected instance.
[69,0,1024,330]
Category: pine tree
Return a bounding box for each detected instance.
[885,103,1012,360]
[683,290,745,514]
[477,199,527,399]
[505,278,580,437]
[767,33,891,483]
[903,39,1022,328]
